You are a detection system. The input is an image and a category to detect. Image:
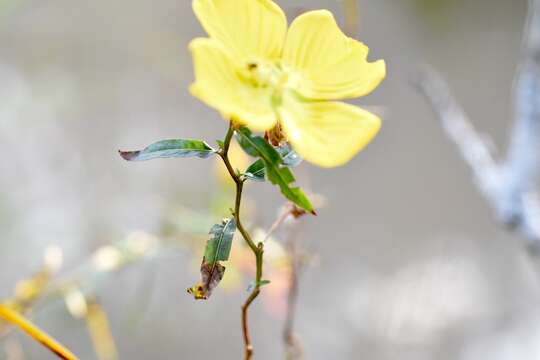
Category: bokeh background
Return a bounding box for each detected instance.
[1,0,539,359]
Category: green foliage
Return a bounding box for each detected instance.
[278,144,303,167]
[235,131,259,157]
[247,279,271,292]
[243,144,302,182]
[119,139,216,161]
[204,218,236,264]
[236,127,313,212]
[244,159,265,182]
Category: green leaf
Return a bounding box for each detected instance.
[235,131,259,157]
[247,279,271,292]
[236,128,313,212]
[204,218,236,264]
[278,144,303,167]
[119,139,216,161]
[237,129,301,167]
[244,144,302,182]
[244,159,265,181]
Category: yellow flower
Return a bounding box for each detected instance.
[190,0,385,167]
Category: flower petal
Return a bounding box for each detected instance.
[193,0,287,62]
[189,38,277,131]
[279,95,381,167]
[283,10,385,100]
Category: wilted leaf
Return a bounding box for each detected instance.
[119,139,215,161]
[236,128,313,212]
[188,219,236,300]
[187,260,226,300]
[204,218,236,264]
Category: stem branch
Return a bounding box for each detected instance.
[219,122,264,360]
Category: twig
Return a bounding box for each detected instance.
[415,0,540,250]
[1,233,164,359]
[341,0,360,37]
[283,223,305,360]
[263,205,294,244]
[218,122,264,360]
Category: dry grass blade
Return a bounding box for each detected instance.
[0,304,77,360]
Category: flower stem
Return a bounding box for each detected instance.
[219,122,264,360]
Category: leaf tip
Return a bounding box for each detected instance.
[187,285,208,300]
[118,150,139,161]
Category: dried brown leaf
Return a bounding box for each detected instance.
[187,259,226,300]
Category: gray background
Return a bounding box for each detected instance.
[1,0,539,359]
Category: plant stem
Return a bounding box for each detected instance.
[219,122,264,360]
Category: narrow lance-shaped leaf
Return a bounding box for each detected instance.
[236,127,314,212]
[204,218,236,264]
[119,139,216,161]
[235,131,259,156]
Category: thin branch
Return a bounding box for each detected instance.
[0,233,166,359]
[283,221,305,360]
[218,122,264,360]
[341,0,360,37]
[415,0,540,249]
[263,205,294,244]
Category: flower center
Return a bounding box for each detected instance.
[240,60,300,108]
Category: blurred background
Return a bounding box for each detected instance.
[1,0,539,359]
